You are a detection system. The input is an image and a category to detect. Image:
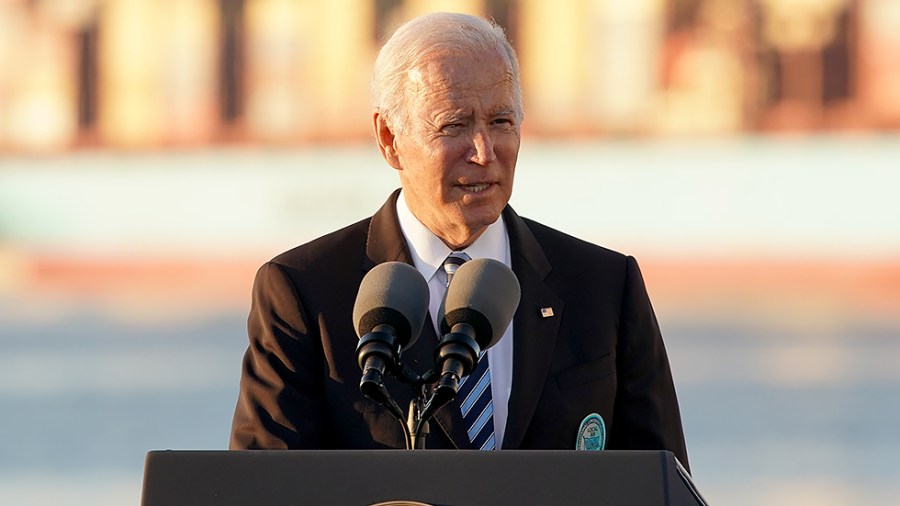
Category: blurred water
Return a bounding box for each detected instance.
[0,311,898,505]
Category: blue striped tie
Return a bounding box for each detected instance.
[443,252,495,450]
[457,353,495,450]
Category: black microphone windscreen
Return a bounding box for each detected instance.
[353,261,429,351]
[440,258,520,349]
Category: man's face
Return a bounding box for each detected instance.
[379,50,521,249]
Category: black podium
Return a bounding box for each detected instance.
[141,450,705,505]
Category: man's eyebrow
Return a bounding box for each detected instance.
[492,108,517,117]
[436,112,469,123]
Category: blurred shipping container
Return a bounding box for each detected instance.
[1,0,899,151]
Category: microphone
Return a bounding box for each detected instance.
[353,261,429,403]
[434,258,520,402]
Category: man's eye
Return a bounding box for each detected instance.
[442,123,464,132]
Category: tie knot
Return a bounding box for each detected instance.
[442,251,470,287]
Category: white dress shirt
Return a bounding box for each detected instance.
[396,191,514,448]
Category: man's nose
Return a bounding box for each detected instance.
[467,128,496,166]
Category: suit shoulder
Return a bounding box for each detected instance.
[269,217,371,272]
[520,216,628,267]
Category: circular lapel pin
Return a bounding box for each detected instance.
[575,413,606,451]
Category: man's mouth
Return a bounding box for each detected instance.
[460,183,491,192]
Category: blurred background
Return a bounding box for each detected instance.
[1,0,898,504]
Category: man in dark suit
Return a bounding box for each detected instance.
[230,12,688,469]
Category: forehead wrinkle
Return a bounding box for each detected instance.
[410,49,514,86]
[411,72,516,104]
[404,64,453,107]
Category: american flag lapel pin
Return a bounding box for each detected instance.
[540,307,554,318]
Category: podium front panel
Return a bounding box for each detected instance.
[142,450,704,506]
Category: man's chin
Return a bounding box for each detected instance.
[460,208,504,231]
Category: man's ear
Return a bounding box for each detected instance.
[373,112,402,170]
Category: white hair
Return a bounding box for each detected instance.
[371,12,523,132]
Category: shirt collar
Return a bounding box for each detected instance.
[396,190,510,284]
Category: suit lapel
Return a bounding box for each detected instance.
[364,189,470,449]
[364,189,411,268]
[502,207,563,449]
